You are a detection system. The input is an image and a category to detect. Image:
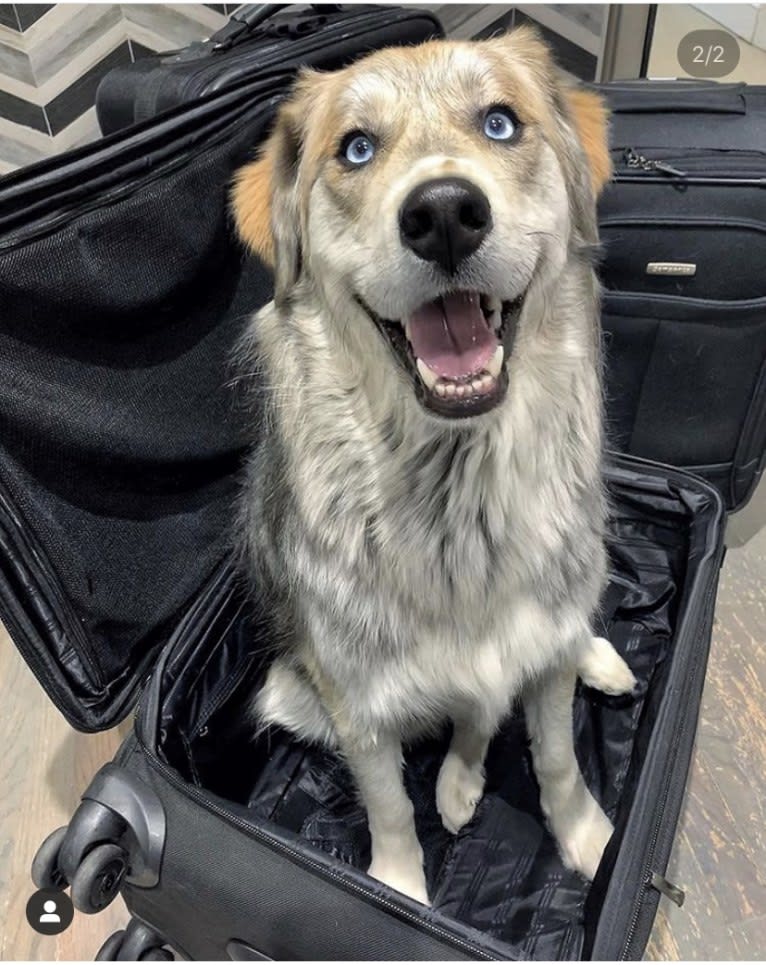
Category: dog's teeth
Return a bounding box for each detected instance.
[435,382,447,397]
[456,384,466,398]
[487,295,501,314]
[416,358,439,390]
[404,319,412,341]
[444,382,456,398]
[481,374,494,391]
[472,378,484,394]
[486,346,504,379]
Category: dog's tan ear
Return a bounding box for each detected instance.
[232,72,320,298]
[562,87,611,197]
[232,153,275,265]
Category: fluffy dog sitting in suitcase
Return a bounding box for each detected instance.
[231,27,636,905]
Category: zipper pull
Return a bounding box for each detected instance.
[622,147,646,169]
[653,160,688,178]
[651,871,686,907]
[621,148,687,178]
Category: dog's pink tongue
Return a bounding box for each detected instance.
[406,292,497,380]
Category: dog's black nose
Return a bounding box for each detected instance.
[399,178,492,274]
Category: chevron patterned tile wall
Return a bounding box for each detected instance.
[0,3,237,174]
[0,3,601,175]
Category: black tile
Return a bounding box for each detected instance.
[512,10,597,81]
[0,5,20,30]
[45,42,132,135]
[205,3,226,11]
[473,7,515,40]
[14,3,53,30]
[473,8,597,81]
[0,86,47,132]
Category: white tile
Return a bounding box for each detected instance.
[0,38,35,85]
[753,5,766,50]
[694,3,759,42]
[121,3,223,47]
[0,112,53,149]
[27,4,123,86]
[650,3,766,83]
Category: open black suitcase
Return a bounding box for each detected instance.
[1,6,764,962]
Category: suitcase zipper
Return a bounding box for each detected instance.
[614,147,766,187]
[608,458,724,958]
[140,744,500,959]
[621,148,687,178]
[0,83,285,245]
[0,477,106,690]
[618,566,720,959]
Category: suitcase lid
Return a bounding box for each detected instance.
[0,7,442,732]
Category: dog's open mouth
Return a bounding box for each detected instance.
[362,291,522,418]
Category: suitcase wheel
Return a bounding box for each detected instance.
[31,763,167,918]
[70,843,128,914]
[31,826,69,890]
[96,930,125,961]
[96,919,174,961]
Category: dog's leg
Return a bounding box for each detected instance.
[342,731,429,905]
[577,635,636,696]
[523,665,613,880]
[436,718,491,834]
[255,658,338,747]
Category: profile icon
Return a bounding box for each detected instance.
[39,899,61,923]
[26,888,73,935]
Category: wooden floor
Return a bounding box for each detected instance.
[1,523,764,960]
[646,518,766,961]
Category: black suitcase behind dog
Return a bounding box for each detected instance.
[95,3,442,135]
[0,21,762,964]
[595,79,766,511]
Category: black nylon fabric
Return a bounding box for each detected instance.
[154,469,709,961]
[595,80,766,511]
[0,104,273,721]
[118,741,502,961]
[0,7,444,732]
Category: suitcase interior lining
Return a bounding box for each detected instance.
[156,477,698,960]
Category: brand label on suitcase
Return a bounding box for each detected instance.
[645,261,697,276]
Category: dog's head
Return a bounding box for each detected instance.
[233,29,610,421]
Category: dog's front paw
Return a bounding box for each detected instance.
[579,636,637,696]
[550,789,613,881]
[436,750,485,835]
[367,853,430,905]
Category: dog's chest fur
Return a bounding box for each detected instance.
[243,281,606,737]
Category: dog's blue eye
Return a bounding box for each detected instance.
[483,109,516,141]
[344,133,375,166]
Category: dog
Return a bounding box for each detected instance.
[231,28,636,906]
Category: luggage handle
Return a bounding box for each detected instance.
[608,88,746,115]
[212,3,344,51]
